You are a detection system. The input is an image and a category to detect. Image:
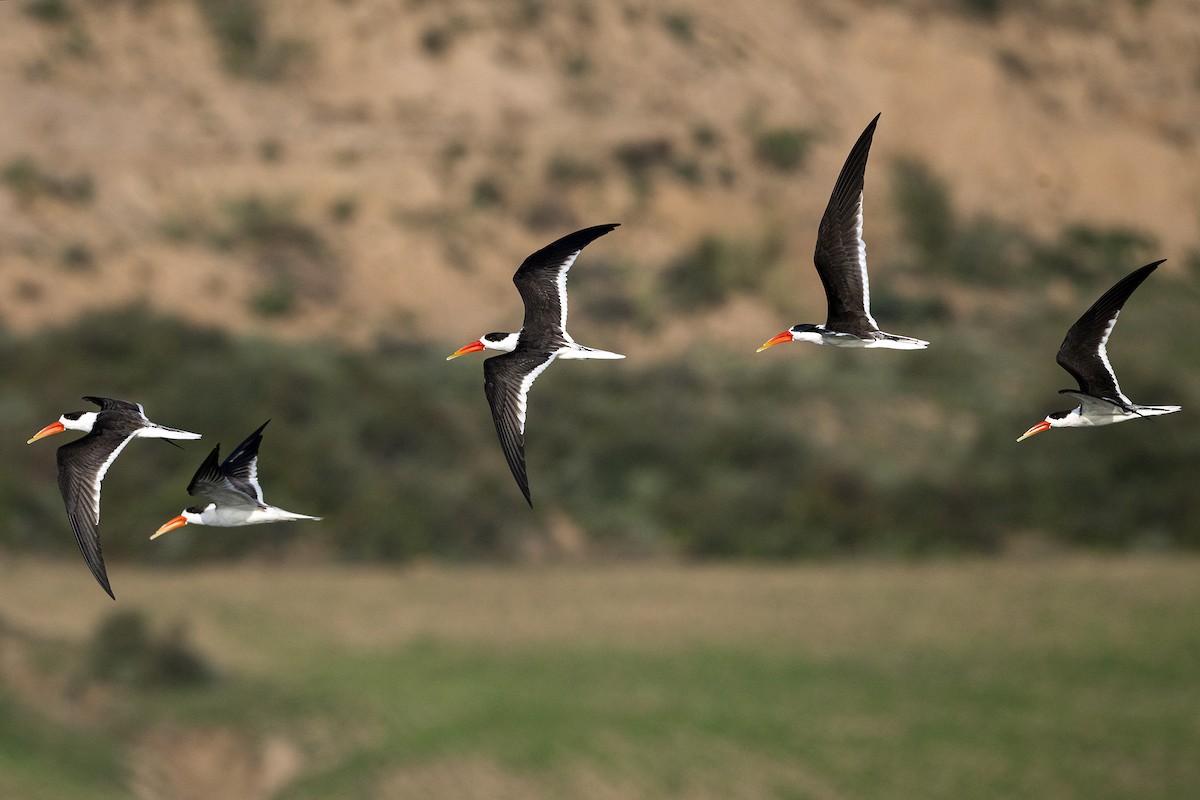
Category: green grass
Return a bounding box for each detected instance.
[0,692,125,800]
[1,559,1197,798]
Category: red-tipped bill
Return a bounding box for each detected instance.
[446,340,485,360]
[27,421,65,444]
[1016,420,1051,442]
[151,515,188,540]
[756,331,793,353]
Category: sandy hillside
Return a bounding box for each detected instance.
[0,0,1197,345]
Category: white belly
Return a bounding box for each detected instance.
[200,506,319,527]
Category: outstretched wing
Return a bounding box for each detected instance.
[83,396,147,420]
[483,350,558,507]
[56,426,138,600]
[813,114,880,334]
[186,445,262,510]
[1056,261,1163,401]
[513,224,619,340]
[220,420,270,504]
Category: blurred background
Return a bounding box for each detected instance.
[0,0,1198,798]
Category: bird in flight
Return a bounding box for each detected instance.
[758,113,930,353]
[152,420,320,539]
[28,397,201,599]
[1017,260,1180,441]
[447,224,624,506]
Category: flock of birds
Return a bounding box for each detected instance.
[27,408,319,599]
[26,114,1181,600]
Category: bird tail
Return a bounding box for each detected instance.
[140,425,203,440]
[558,346,625,360]
[1131,404,1181,417]
[275,510,322,522]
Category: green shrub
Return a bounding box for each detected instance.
[692,123,721,150]
[197,0,263,74]
[220,196,326,260]
[563,54,590,77]
[22,0,70,23]
[891,157,956,262]
[661,232,780,310]
[1,157,93,205]
[420,27,452,57]
[523,198,578,232]
[753,128,814,173]
[59,242,95,271]
[250,280,297,317]
[471,177,504,209]
[1034,224,1159,281]
[87,610,213,688]
[258,138,284,163]
[661,12,695,44]
[196,0,311,80]
[613,139,673,196]
[545,155,602,187]
[960,0,1002,19]
[328,195,358,224]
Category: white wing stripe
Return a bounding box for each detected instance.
[1096,310,1126,400]
[555,251,580,333]
[515,355,557,434]
[88,434,137,522]
[245,459,264,504]
[854,191,877,327]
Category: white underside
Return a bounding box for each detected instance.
[196,505,321,527]
[136,425,203,440]
[1053,402,1181,428]
[556,344,625,359]
[793,330,929,350]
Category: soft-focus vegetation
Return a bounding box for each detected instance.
[3,251,1198,566]
[195,0,311,81]
[753,127,815,173]
[888,158,1163,286]
[661,232,782,311]
[86,610,213,688]
[0,156,93,206]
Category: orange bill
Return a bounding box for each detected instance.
[446,340,485,360]
[756,331,793,353]
[27,421,65,444]
[1016,420,1052,442]
[151,515,188,540]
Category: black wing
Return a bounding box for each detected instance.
[220,420,270,504]
[83,396,147,420]
[513,224,619,341]
[1056,261,1163,400]
[56,425,138,600]
[186,443,262,510]
[813,114,880,335]
[483,350,558,507]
